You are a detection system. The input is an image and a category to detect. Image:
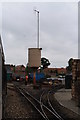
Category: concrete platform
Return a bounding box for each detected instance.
[54,88,80,115]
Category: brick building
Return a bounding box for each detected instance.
[13,65,25,80]
[5,64,26,80]
[43,67,66,77]
[71,59,80,106]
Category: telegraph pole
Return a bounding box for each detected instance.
[34,9,39,48]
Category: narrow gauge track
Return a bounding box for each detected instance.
[14,84,64,120]
[47,91,62,119]
[15,85,47,120]
[7,83,43,119]
[40,90,64,120]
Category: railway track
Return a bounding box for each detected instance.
[40,90,64,120]
[14,84,64,120]
[6,82,80,120]
[15,86,47,120]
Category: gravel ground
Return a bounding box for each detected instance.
[3,83,41,120]
[22,83,80,120]
[3,82,80,120]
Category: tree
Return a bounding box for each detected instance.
[41,57,50,69]
[25,65,33,75]
[68,58,73,70]
[66,58,73,73]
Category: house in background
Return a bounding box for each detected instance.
[13,65,26,80]
[5,64,26,81]
[43,67,66,77]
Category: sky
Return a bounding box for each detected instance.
[1,2,78,68]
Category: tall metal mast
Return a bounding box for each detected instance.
[34,9,39,48]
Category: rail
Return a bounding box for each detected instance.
[15,84,64,120]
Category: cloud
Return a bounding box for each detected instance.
[2,2,78,67]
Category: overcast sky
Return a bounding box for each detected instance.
[1,2,78,68]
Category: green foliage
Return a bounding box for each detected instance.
[41,57,50,69]
[68,58,73,68]
[25,66,33,75]
[13,67,15,72]
[66,58,73,73]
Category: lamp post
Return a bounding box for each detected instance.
[34,9,39,48]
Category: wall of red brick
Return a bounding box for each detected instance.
[71,59,80,105]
